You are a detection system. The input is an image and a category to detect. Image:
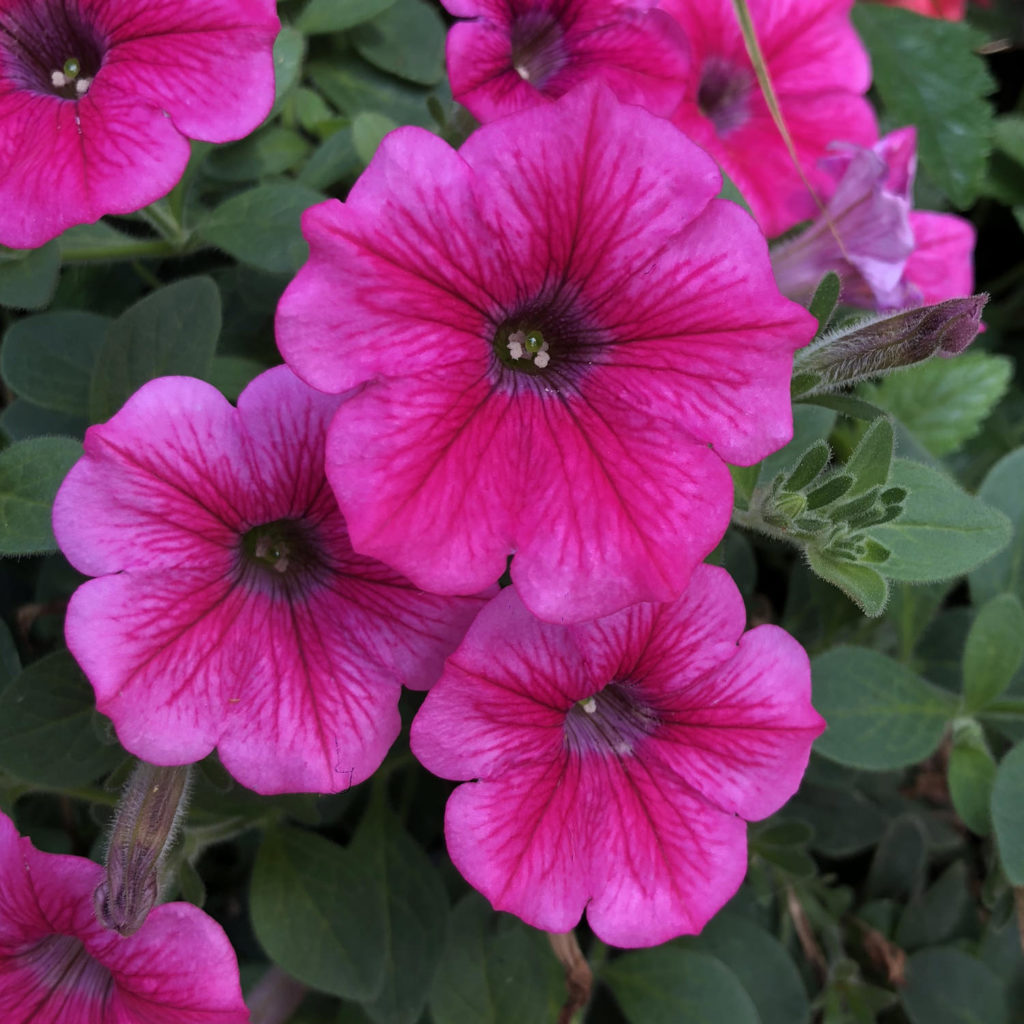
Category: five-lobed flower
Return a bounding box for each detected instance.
[53,366,489,796]
[276,83,815,625]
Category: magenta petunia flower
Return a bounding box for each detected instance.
[410,567,825,948]
[770,127,976,310]
[276,84,815,624]
[661,0,877,237]
[53,366,488,795]
[441,0,690,123]
[0,811,248,1023]
[0,0,280,249]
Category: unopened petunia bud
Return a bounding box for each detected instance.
[792,294,988,397]
[94,762,192,936]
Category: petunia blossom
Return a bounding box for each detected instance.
[53,366,488,795]
[0,0,280,249]
[770,126,976,310]
[661,0,878,237]
[442,0,690,122]
[276,84,815,624]
[410,568,825,948]
[0,810,248,1023]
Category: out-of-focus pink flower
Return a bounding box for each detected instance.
[868,0,966,20]
[0,0,280,249]
[441,0,689,122]
[53,367,487,796]
[276,84,814,625]
[771,127,976,309]
[0,810,249,1023]
[410,568,824,948]
[661,0,877,237]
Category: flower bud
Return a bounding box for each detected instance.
[792,294,988,396]
[94,762,192,936]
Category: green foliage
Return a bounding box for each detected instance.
[962,594,1024,712]
[0,436,82,554]
[901,948,1009,1024]
[992,741,1024,885]
[0,650,123,786]
[89,277,221,422]
[948,725,996,836]
[862,352,1012,457]
[853,6,995,207]
[970,447,1024,605]
[812,646,956,769]
[297,0,397,34]
[603,947,760,1024]
[353,111,399,165]
[351,0,446,86]
[0,241,60,310]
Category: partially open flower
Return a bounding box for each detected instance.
[53,367,488,795]
[411,568,824,947]
[0,0,280,248]
[0,811,248,1023]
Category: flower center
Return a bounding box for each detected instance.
[697,56,754,137]
[238,518,326,596]
[0,0,105,99]
[564,682,659,758]
[509,10,568,89]
[493,319,554,373]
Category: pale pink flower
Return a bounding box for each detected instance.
[410,568,824,948]
[0,0,280,248]
[276,84,814,624]
[0,811,248,1023]
[771,127,976,310]
[442,0,689,122]
[53,367,487,795]
[661,0,878,237]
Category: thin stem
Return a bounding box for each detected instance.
[59,237,182,263]
[138,201,186,244]
[547,930,592,1024]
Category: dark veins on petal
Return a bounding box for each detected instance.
[0,0,106,99]
[564,682,660,758]
[236,518,333,602]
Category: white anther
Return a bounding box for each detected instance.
[514,62,531,82]
[507,330,527,360]
[582,697,597,714]
[51,71,67,87]
[75,77,91,95]
[534,348,550,369]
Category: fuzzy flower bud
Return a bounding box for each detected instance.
[94,762,192,936]
[791,294,988,397]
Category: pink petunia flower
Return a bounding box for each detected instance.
[0,810,248,1023]
[868,0,966,19]
[276,84,815,624]
[0,0,280,249]
[442,0,690,122]
[410,568,825,948]
[661,0,878,237]
[53,366,488,795]
[770,126,976,310]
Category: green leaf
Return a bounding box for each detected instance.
[271,26,306,108]
[844,417,894,496]
[865,815,929,900]
[717,170,754,217]
[297,0,397,33]
[760,405,837,484]
[89,277,221,423]
[250,825,388,1000]
[299,127,362,191]
[198,184,323,274]
[204,356,267,403]
[812,645,956,770]
[895,861,973,951]
[861,353,1012,457]
[901,948,1009,1024]
[604,947,760,1024]
[852,7,995,207]
[349,799,448,1024]
[677,912,810,1024]
[808,271,841,336]
[1,312,109,415]
[948,734,996,836]
[970,447,1024,605]
[0,650,123,787]
[867,459,1011,583]
[963,594,1024,712]
[205,126,311,182]
[352,111,399,166]
[0,618,19,694]
[0,436,82,555]
[429,894,563,1024]
[0,241,60,310]
[0,400,88,443]
[806,549,889,616]
[351,0,446,86]
[992,740,1024,886]
[993,113,1024,167]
